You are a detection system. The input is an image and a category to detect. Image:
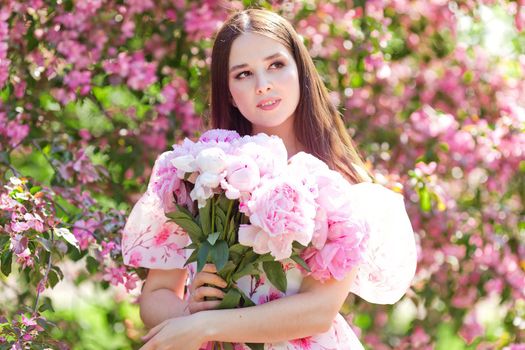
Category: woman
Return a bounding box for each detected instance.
[122,9,417,350]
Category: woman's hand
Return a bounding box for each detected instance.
[188,264,227,314]
[139,314,206,350]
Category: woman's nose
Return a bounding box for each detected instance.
[255,74,272,95]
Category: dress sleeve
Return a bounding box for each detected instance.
[347,183,418,304]
[121,155,191,270]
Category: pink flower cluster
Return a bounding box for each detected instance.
[103,52,157,90]
[0,112,29,151]
[103,266,139,291]
[153,129,368,278]
[0,8,9,89]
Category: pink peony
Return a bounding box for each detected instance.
[238,175,316,260]
[233,133,288,178]
[220,155,260,200]
[199,129,240,143]
[302,218,368,282]
[150,151,191,212]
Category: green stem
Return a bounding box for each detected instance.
[33,229,54,315]
[224,199,234,243]
[211,195,215,234]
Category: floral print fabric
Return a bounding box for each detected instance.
[122,159,417,349]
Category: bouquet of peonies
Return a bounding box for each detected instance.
[150,129,369,350]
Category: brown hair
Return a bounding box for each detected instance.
[210,9,373,184]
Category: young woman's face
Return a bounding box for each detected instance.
[228,32,300,133]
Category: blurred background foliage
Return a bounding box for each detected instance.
[0,0,524,349]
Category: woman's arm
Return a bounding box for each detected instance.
[141,268,357,349]
[139,268,189,328]
[140,265,229,329]
[198,268,357,344]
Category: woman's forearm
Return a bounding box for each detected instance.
[196,270,357,344]
[139,289,189,329]
[197,290,335,344]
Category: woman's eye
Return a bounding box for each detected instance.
[270,61,285,69]
[235,71,251,79]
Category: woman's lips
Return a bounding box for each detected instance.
[257,98,281,111]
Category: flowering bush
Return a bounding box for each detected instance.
[0,0,524,349]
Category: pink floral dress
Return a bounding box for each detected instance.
[122,162,417,350]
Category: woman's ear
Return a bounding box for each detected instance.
[230,95,237,108]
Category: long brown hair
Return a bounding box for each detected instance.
[210,9,373,184]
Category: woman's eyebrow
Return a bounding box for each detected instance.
[229,53,286,73]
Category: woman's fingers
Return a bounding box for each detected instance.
[202,263,217,273]
[191,272,228,291]
[188,300,222,314]
[193,286,226,301]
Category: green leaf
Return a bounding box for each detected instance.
[0,236,9,252]
[237,287,256,307]
[418,187,431,212]
[217,261,236,282]
[197,241,211,272]
[0,250,13,277]
[48,268,60,288]
[207,232,220,246]
[210,240,229,271]
[38,298,55,313]
[217,288,241,309]
[185,248,199,266]
[199,199,212,234]
[263,261,287,293]
[221,342,234,350]
[353,313,372,330]
[227,216,236,244]
[86,256,99,274]
[185,242,198,249]
[256,254,274,263]
[36,237,52,252]
[30,186,42,195]
[232,263,259,281]
[246,343,264,350]
[175,204,194,218]
[54,227,79,250]
[217,195,230,213]
[166,210,204,242]
[229,243,248,256]
[215,216,224,234]
[290,254,311,272]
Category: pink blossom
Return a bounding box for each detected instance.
[150,151,191,212]
[127,251,143,267]
[63,70,92,95]
[127,52,157,90]
[100,241,117,257]
[239,175,316,260]
[233,133,288,178]
[459,311,484,344]
[124,272,140,291]
[10,234,28,255]
[199,129,240,143]
[506,345,525,350]
[72,218,98,250]
[289,336,314,348]
[153,225,171,247]
[140,115,169,151]
[302,219,368,282]
[184,3,224,41]
[0,58,9,88]
[410,326,430,347]
[14,80,26,99]
[103,266,126,286]
[125,0,154,15]
[220,155,260,199]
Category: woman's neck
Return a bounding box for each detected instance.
[251,118,305,158]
